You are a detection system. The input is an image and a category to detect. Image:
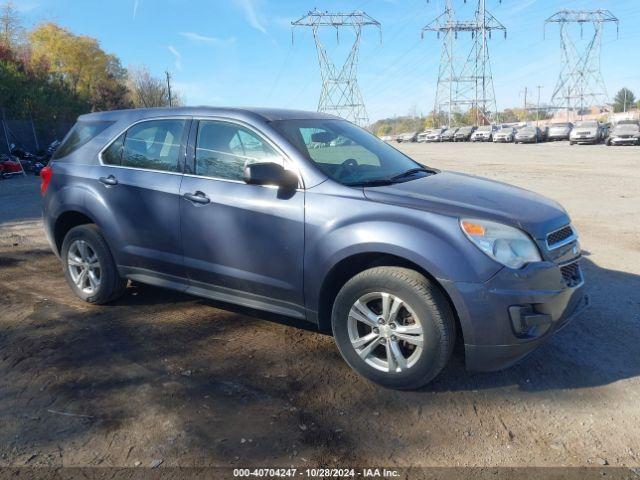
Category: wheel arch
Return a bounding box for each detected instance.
[53,210,96,255]
[316,252,463,346]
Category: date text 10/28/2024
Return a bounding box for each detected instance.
[233,468,400,478]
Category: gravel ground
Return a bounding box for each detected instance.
[0,142,639,470]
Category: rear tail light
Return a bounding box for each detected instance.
[40,165,52,195]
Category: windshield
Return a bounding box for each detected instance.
[551,123,571,129]
[458,127,472,133]
[271,119,432,186]
[477,126,491,131]
[519,127,535,133]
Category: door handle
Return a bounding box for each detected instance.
[99,175,118,186]
[183,191,211,205]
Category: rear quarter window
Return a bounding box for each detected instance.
[52,121,114,161]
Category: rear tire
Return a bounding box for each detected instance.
[61,224,126,304]
[331,267,455,390]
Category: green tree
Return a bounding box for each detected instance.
[613,88,636,113]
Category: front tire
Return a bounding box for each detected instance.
[331,267,455,390]
[61,224,126,304]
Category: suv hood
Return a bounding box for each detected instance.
[363,171,568,239]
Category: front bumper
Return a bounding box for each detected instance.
[441,259,588,372]
[515,136,536,143]
[571,136,598,144]
[610,136,639,145]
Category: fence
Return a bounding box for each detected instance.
[0,117,73,155]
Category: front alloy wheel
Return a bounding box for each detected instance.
[331,267,455,390]
[348,292,423,373]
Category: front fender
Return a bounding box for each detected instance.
[303,187,501,324]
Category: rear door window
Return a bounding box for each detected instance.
[52,121,114,160]
[120,119,187,172]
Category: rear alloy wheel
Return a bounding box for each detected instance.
[67,239,102,295]
[332,267,455,390]
[61,224,126,304]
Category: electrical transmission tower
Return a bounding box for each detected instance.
[423,0,505,126]
[545,10,619,118]
[292,9,381,127]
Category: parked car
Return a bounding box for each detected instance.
[493,127,516,143]
[570,121,604,145]
[397,132,418,143]
[454,126,476,142]
[0,155,23,176]
[441,127,458,142]
[42,107,587,390]
[514,126,543,144]
[426,128,447,142]
[417,131,431,143]
[470,125,498,142]
[547,122,573,141]
[606,122,640,146]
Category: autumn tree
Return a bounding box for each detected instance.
[28,23,130,111]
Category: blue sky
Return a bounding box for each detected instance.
[16,0,640,121]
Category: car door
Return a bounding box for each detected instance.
[96,117,190,280]
[179,119,305,318]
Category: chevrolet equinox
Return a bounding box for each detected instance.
[41,107,588,389]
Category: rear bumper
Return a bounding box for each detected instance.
[440,259,588,372]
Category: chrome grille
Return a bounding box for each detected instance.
[560,262,582,288]
[547,225,575,249]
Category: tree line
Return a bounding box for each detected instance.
[0,1,180,127]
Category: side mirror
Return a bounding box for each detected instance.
[243,162,298,190]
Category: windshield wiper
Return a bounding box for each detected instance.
[389,167,433,182]
[344,178,395,187]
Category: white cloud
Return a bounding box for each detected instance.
[132,0,140,19]
[179,32,236,46]
[232,0,267,34]
[168,45,182,71]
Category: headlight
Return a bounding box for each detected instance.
[460,219,542,269]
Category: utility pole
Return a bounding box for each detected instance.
[623,89,628,113]
[523,86,528,114]
[292,10,381,127]
[536,85,543,126]
[165,71,173,107]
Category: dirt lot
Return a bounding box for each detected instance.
[1,142,639,470]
